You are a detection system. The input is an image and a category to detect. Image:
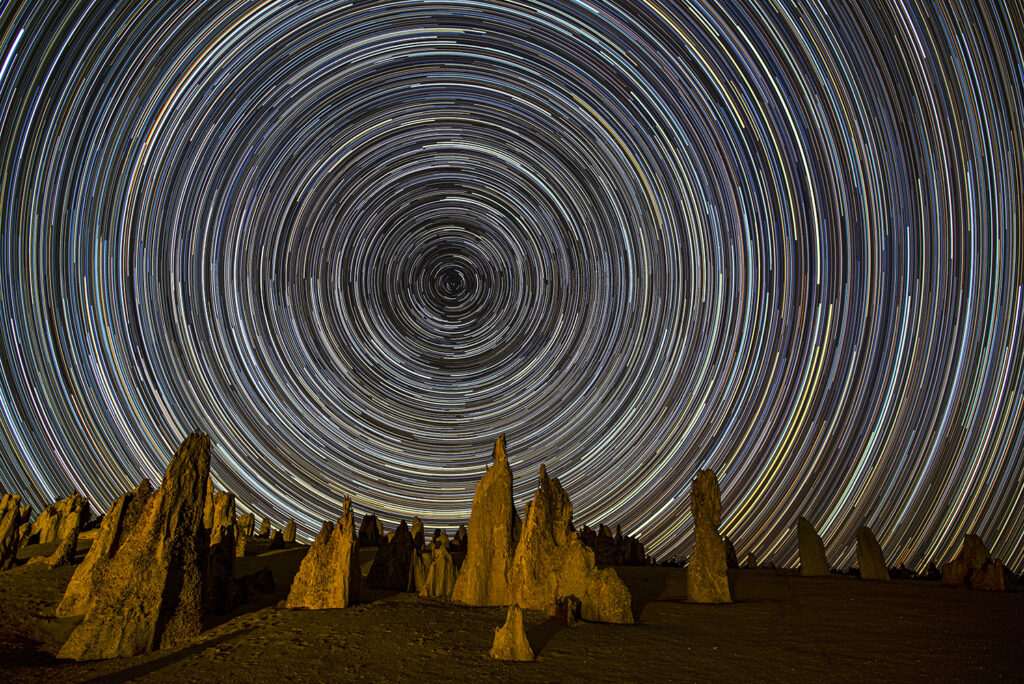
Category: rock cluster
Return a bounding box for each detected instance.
[366,519,415,590]
[420,545,457,598]
[58,431,214,661]
[30,492,90,546]
[286,497,360,609]
[357,513,383,547]
[686,470,732,603]
[941,534,1005,591]
[453,524,468,552]
[490,604,534,662]
[856,526,890,581]
[580,524,647,566]
[451,436,517,606]
[798,516,829,576]
[411,517,425,549]
[0,494,29,570]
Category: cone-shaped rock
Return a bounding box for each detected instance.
[856,526,889,581]
[268,529,285,550]
[286,497,360,609]
[411,517,425,549]
[0,494,24,571]
[798,516,829,576]
[283,519,296,543]
[941,534,1005,591]
[357,513,382,547]
[453,524,468,552]
[366,520,415,590]
[723,535,739,570]
[433,529,451,550]
[452,435,517,606]
[209,492,235,540]
[490,604,534,662]
[408,549,433,592]
[420,545,457,598]
[57,480,152,617]
[58,431,212,661]
[45,511,82,568]
[509,465,633,623]
[686,470,732,603]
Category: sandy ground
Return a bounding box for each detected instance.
[1,538,1021,682]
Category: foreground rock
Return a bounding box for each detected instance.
[941,534,1005,591]
[58,431,213,661]
[509,465,633,623]
[687,470,732,603]
[452,435,517,606]
[57,480,152,617]
[0,494,24,571]
[366,519,415,590]
[490,604,534,662]
[856,526,890,581]
[286,498,360,609]
[798,517,829,576]
[420,545,457,598]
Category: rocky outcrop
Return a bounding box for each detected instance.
[268,530,285,551]
[686,470,732,603]
[509,465,633,624]
[205,524,235,615]
[452,436,517,606]
[58,431,213,661]
[723,536,739,570]
[283,519,296,543]
[420,545,457,598]
[432,529,451,550]
[411,517,425,549]
[57,480,152,617]
[357,513,382,547]
[0,494,24,571]
[209,492,235,537]
[30,492,90,546]
[490,604,534,662]
[453,524,468,552]
[286,498,360,609]
[941,534,1005,591]
[238,512,255,538]
[798,516,829,576]
[45,513,82,568]
[258,518,271,538]
[580,523,647,566]
[366,519,416,591]
[408,549,433,593]
[856,526,889,581]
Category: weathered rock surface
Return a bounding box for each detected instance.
[941,534,1005,591]
[234,527,248,558]
[357,513,382,547]
[432,529,451,550]
[420,545,457,598]
[0,494,24,571]
[411,517,425,549]
[30,492,90,546]
[283,519,296,543]
[45,512,82,568]
[509,465,633,624]
[209,491,235,540]
[238,512,255,538]
[204,524,235,614]
[408,549,433,593]
[452,435,517,606]
[258,518,271,538]
[548,595,582,627]
[286,498,360,609]
[856,526,889,581]
[453,524,468,552]
[58,431,212,661]
[366,519,415,591]
[686,470,732,603]
[490,604,534,662]
[57,480,152,617]
[798,516,829,576]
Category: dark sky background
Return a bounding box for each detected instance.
[0,0,1021,570]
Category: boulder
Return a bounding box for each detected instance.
[856,526,889,581]
[285,497,360,609]
[941,534,1005,591]
[411,517,425,549]
[509,465,633,624]
[366,520,415,590]
[451,435,517,606]
[798,516,829,576]
[57,480,152,617]
[686,470,732,603]
[58,431,213,660]
[357,513,382,547]
[0,494,24,571]
[420,545,457,598]
[490,604,534,662]
[283,519,296,544]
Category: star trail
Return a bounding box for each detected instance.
[0,0,1022,571]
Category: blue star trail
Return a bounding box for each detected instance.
[0,0,1022,571]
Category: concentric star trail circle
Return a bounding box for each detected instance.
[0,0,1022,570]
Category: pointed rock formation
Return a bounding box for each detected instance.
[411,516,425,549]
[941,534,1005,591]
[234,528,248,558]
[592,525,618,565]
[238,513,255,538]
[798,516,829,576]
[490,604,534,662]
[452,435,517,606]
[0,494,24,571]
[283,519,296,543]
[856,526,889,581]
[686,470,732,603]
[509,465,633,624]
[746,552,758,570]
[258,518,271,538]
[408,549,433,593]
[45,513,82,568]
[366,520,415,590]
[57,480,152,617]
[433,529,451,550]
[453,524,468,552]
[31,492,90,546]
[209,492,235,537]
[723,535,739,570]
[58,431,212,661]
[286,497,360,609]
[357,513,382,547]
[420,545,457,598]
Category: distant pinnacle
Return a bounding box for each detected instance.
[493,434,508,465]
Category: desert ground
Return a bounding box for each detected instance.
[1,534,1020,683]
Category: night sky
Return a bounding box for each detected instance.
[1,0,1021,571]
